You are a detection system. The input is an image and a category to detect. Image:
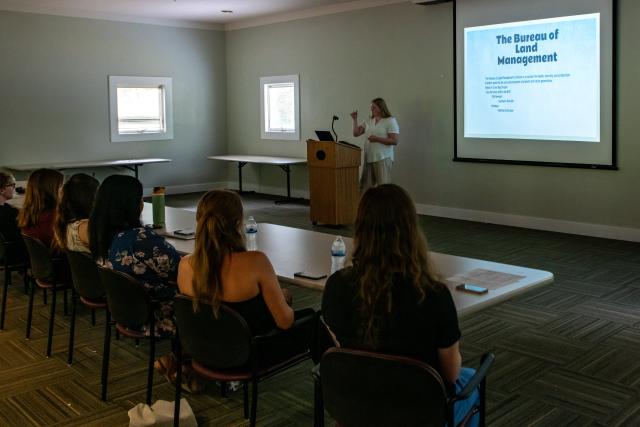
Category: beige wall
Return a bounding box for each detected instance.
[0,11,227,189]
[225,1,640,230]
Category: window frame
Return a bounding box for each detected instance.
[259,74,300,141]
[108,75,174,143]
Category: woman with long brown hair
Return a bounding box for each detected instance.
[178,190,295,332]
[53,173,99,253]
[321,184,479,427]
[18,168,64,248]
[177,190,316,365]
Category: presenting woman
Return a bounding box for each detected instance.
[351,97,399,191]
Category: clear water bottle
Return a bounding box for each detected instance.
[245,216,258,251]
[330,236,346,274]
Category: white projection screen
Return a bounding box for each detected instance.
[454,0,617,169]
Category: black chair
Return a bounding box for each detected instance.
[65,250,107,365]
[172,294,317,427]
[22,234,71,357]
[0,231,30,330]
[97,265,172,404]
[313,348,495,427]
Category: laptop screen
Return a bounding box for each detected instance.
[315,130,334,141]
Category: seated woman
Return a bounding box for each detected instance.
[53,173,99,253]
[178,190,315,367]
[321,184,479,427]
[0,172,27,263]
[89,174,181,338]
[18,168,64,249]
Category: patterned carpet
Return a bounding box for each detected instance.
[1,192,640,426]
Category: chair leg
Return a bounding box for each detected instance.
[63,289,68,316]
[46,288,57,357]
[25,280,36,339]
[23,269,29,294]
[91,309,96,327]
[220,381,227,398]
[243,381,249,419]
[250,378,258,427]
[101,309,112,401]
[479,377,487,427]
[313,376,324,427]
[67,290,77,365]
[0,267,10,330]
[173,337,183,427]
[146,318,156,405]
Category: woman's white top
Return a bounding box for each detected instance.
[66,219,90,253]
[360,116,400,163]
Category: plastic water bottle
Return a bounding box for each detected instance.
[245,216,258,251]
[330,236,346,274]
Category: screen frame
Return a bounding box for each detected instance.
[452,0,618,170]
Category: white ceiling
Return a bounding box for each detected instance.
[0,0,407,30]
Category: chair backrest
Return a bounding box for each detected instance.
[22,234,55,281]
[0,231,28,267]
[0,231,6,261]
[65,250,105,300]
[320,348,449,427]
[174,294,253,369]
[97,266,151,330]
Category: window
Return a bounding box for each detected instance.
[109,76,174,142]
[260,75,300,140]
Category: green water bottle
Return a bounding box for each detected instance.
[152,186,166,228]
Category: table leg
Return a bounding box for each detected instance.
[274,164,306,205]
[121,164,140,179]
[238,162,247,192]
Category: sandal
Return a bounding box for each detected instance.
[154,353,177,382]
[176,364,204,394]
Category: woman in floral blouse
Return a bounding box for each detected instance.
[89,174,181,338]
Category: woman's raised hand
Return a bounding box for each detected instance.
[350,110,358,120]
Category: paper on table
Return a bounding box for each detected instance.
[445,268,525,290]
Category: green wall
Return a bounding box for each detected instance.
[2,3,638,231]
[225,1,640,230]
[0,11,227,189]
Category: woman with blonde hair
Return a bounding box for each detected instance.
[321,184,480,427]
[351,97,400,191]
[18,168,64,249]
[178,190,316,364]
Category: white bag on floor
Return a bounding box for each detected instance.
[128,398,197,427]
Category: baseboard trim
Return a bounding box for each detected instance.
[415,203,640,243]
[145,181,310,199]
[145,183,638,243]
[143,182,227,197]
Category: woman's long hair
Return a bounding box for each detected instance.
[371,97,392,118]
[351,184,439,346]
[53,173,99,251]
[190,190,246,313]
[89,174,143,260]
[17,169,63,228]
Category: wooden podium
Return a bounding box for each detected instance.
[306,140,361,225]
